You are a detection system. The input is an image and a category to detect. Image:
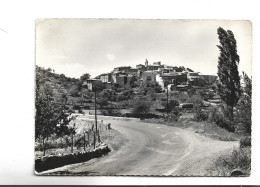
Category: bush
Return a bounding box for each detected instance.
[101,108,122,117]
[161,99,179,110]
[78,109,84,114]
[240,137,251,148]
[186,95,203,106]
[168,108,182,122]
[132,100,152,116]
[72,105,81,110]
[207,105,235,132]
[68,109,75,113]
[116,94,127,102]
[82,105,90,109]
[85,100,92,103]
[207,107,220,122]
[193,107,208,121]
[97,98,109,108]
[213,147,251,176]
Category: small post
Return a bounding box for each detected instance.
[93,131,96,149]
[97,130,101,143]
[71,133,74,153]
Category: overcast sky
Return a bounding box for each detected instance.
[36,19,252,78]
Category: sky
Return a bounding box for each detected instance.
[36,19,252,78]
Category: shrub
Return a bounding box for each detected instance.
[207,107,220,122]
[168,108,182,122]
[116,94,127,102]
[78,109,84,114]
[68,109,75,113]
[72,105,81,110]
[186,95,203,106]
[187,88,196,97]
[161,99,179,110]
[240,137,251,148]
[132,100,152,116]
[97,98,109,108]
[207,104,235,132]
[193,107,208,121]
[82,105,90,110]
[85,100,92,103]
[213,147,251,176]
[215,116,234,132]
[101,108,122,117]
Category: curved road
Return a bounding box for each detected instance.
[42,119,238,176]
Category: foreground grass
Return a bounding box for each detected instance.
[35,128,127,158]
[208,147,251,176]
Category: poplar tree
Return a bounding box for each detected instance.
[217,27,241,126]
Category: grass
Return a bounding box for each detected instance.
[143,117,242,141]
[209,147,251,176]
[35,128,127,158]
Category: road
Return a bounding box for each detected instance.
[42,119,238,176]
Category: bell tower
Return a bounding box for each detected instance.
[145,58,148,67]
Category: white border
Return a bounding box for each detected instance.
[0,0,259,185]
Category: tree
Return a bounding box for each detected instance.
[61,93,68,105]
[79,73,91,82]
[217,27,241,127]
[235,72,252,133]
[35,74,58,156]
[35,68,72,156]
[132,100,151,117]
[97,98,109,109]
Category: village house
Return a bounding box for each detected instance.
[100,73,112,83]
[187,72,200,83]
[116,75,136,87]
[156,73,188,89]
[142,71,158,82]
[113,66,131,73]
[83,79,102,91]
[136,64,146,71]
[199,75,218,85]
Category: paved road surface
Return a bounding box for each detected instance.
[42,119,238,176]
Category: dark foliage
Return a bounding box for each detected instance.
[217,27,241,121]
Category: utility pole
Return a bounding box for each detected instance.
[94,89,97,133]
[166,85,169,114]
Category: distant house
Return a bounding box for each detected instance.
[156,73,187,88]
[116,75,135,87]
[100,73,112,83]
[158,67,175,74]
[83,79,102,91]
[146,65,158,71]
[142,71,158,82]
[187,72,200,83]
[113,66,131,73]
[136,64,146,70]
[153,61,162,66]
[111,72,127,84]
[129,68,138,76]
[199,75,218,85]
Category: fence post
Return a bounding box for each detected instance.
[93,131,96,149]
[84,132,86,151]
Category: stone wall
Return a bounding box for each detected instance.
[35,144,110,173]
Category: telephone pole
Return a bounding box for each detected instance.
[94,89,97,133]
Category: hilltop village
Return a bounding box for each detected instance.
[85,59,218,92]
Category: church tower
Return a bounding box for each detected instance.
[145,58,148,67]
